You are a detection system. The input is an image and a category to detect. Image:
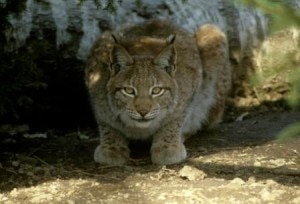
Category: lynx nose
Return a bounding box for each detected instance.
[137,109,149,117]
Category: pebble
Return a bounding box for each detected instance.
[266,179,278,187]
[260,188,276,201]
[11,161,20,167]
[230,178,245,185]
[247,176,256,184]
[226,177,245,189]
[179,165,207,181]
[254,161,261,167]
[67,200,75,204]
[292,196,300,204]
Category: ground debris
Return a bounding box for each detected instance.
[1,111,300,203]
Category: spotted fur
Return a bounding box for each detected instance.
[86,20,231,165]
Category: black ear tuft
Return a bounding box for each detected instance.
[166,34,176,45]
[163,65,176,75]
[111,33,120,44]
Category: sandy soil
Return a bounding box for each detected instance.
[0,108,299,204]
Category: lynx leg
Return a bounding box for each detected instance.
[206,97,225,129]
[151,120,186,165]
[94,125,130,166]
[196,24,232,128]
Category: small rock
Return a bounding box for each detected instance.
[226,177,245,189]
[11,161,20,167]
[230,177,245,185]
[179,165,207,181]
[2,138,16,144]
[34,166,45,176]
[254,161,261,167]
[292,196,300,204]
[18,168,24,174]
[266,179,278,187]
[23,133,47,139]
[247,176,256,184]
[157,193,168,201]
[78,133,89,140]
[26,171,34,177]
[67,200,75,204]
[0,124,29,135]
[260,188,276,201]
[196,147,208,153]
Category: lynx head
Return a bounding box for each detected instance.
[107,34,178,129]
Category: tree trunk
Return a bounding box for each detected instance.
[5,0,269,59]
[1,0,299,126]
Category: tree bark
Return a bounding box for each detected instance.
[1,0,299,125]
[5,0,268,59]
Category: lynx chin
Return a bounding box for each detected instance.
[85,20,231,165]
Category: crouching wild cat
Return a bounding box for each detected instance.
[85,20,231,165]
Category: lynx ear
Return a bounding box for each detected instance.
[153,35,177,75]
[110,34,133,74]
[166,34,176,45]
[111,33,121,44]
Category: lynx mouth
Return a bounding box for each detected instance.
[132,118,154,122]
[130,118,155,128]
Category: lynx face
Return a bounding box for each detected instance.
[107,36,178,129]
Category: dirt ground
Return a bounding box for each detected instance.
[1,8,300,203]
[0,106,299,204]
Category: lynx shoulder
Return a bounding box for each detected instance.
[86,20,231,165]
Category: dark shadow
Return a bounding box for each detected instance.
[186,161,300,187]
[0,109,300,193]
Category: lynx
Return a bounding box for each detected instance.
[85,20,231,165]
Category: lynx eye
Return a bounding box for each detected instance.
[121,87,136,97]
[151,87,165,97]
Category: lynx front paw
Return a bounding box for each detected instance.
[94,144,130,166]
[151,142,187,165]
